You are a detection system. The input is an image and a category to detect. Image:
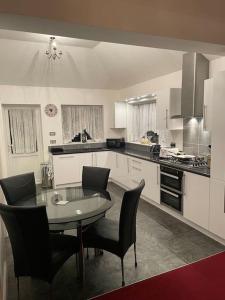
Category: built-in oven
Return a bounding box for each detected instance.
[160,165,184,213]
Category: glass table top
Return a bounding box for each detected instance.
[20,186,113,225]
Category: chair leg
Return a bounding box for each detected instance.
[16,277,20,300]
[87,248,89,259]
[134,242,137,267]
[121,258,125,286]
[49,284,53,300]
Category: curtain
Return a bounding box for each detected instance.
[62,105,104,142]
[129,102,156,141]
[8,108,38,154]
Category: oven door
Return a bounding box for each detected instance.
[160,168,183,191]
[160,188,182,212]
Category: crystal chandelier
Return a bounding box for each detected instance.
[45,36,62,60]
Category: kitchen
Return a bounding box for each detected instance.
[0,18,225,300]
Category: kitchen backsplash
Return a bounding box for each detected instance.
[183,118,210,156]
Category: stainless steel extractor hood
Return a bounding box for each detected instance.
[181,52,209,118]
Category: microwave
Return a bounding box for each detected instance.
[106,138,125,149]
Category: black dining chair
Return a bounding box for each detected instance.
[82,166,111,258]
[0,203,79,298]
[0,172,64,234]
[0,172,36,205]
[82,166,110,191]
[84,179,145,286]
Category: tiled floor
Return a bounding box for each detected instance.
[7,183,225,300]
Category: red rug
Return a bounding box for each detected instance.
[91,251,225,300]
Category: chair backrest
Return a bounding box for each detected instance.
[119,179,145,256]
[0,172,36,205]
[0,204,51,280]
[82,166,110,191]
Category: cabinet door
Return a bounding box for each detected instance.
[211,72,225,181]
[114,153,129,186]
[156,90,170,131]
[147,162,160,203]
[114,102,127,128]
[77,153,93,182]
[183,172,210,229]
[53,155,77,186]
[203,78,213,132]
[95,151,110,168]
[209,179,225,239]
[129,157,144,189]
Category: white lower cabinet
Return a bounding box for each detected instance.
[128,157,160,203]
[183,172,210,230]
[93,151,110,168]
[111,153,130,187]
[209,179,225,239]
[53,153,92,187]
[53,155,77,186]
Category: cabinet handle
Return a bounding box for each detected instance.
[58,156,74,159]
[132,159,142,165]
[161,171,179,180]
[166,109,168,129]
[116,154,118,168]
[132,166,142,172]
[161,188,179,198]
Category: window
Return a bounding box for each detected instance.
[62,105,104,142]
[8,108,38,154]
[127,102,156,141]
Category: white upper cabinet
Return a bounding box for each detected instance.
[156,89,183,131]
[183,172,210,230]
[211,72,225,181]
[203,78,213,132]
[114,101,127,128]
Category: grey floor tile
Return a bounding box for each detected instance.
[6,182,225,300]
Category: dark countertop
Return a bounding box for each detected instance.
[51,148,110,155]
[50,147,210,177]
[113,148,210,178]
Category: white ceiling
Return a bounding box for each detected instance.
[0,29,220,90]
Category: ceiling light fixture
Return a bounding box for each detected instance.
[45,36,62,60]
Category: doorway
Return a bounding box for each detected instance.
[3,105,44,183]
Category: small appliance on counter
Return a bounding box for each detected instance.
[149,144,161,155]
[106,138,125,149]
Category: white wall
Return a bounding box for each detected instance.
[0,85,122,177]
[119,70,182,99]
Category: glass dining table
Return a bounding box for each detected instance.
[19,186,113,283]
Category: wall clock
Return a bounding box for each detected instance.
[44,104,58,117]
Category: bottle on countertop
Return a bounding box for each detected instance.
[82,130,87,143]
